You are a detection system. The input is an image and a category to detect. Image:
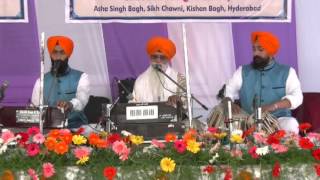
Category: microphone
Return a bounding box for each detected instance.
[0,80,9,101]
[115,78,133,100]
[152,64,162,72]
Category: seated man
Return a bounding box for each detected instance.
[31,35,90,129]
[225,31,303,134]
[131,36,186,107]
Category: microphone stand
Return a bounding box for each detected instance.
[105,96,120,132]
[38,32,48,133]
[154,66,208,111]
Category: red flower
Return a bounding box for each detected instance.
[314,164,320,176]
[203,165,214,174]
[242,126,255,139]
[224,168,232,180]
[103,166,117,180]
[272,161,281,178]
[312,149,320,160]
[75,127,85,135]
[15,132,29,147]
[27,126,40,135]
[299,123,312,131]
[248,146,259,159]
[26,143,40,157]
[299,137,314,150]
[267,134,280,145]
[274,130,286,139]
[107,133,122,144]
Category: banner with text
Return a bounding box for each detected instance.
[67,0,290,23]
[0,0,28,23]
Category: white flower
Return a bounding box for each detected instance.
[142,145,154,153]
[121,130,132,137]
[0,138,3,145]
[231,129,243,136]
[256,146,269,156]
[209,153,219,164]
[0,144,8,154]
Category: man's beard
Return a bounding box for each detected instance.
[251,56,270,70]
[147,66,165,101]
[51,59,69,76]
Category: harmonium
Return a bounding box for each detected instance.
[110,102,186,140]
[0,107,66,129]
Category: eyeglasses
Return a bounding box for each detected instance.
[150,54,167,61]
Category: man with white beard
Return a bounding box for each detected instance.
[131,36,186,107]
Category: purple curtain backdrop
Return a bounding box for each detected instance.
[232,3,298,71]
[102,23,168,100]
[0,0,39,106]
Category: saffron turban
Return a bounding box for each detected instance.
[251,32,280,56]
[47,36,74,58]
[146,36,176,60]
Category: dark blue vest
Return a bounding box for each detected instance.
[44,68,88,128]
[240,61,291,118]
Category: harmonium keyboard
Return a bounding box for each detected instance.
[0,107,66,129]
[110,102,185,140]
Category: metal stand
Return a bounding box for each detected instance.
[38,32,47,133]
[104,97,120,132]
[255,107,262,132]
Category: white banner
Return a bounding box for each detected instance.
[0,0,28,23]
[67,0,290,23]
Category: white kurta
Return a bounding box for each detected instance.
[225,66,303,134]
[131,66,185,103]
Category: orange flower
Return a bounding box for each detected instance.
[44,137,57,151]
[1,170,14,180]
[48,129,60,138]
[96,139,108,148]
[88,133,100,146]
[54,141,69,155]
[183,129,197,142]
[60,133,73,144]
[165,133,177,142]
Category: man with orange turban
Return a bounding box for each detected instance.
[224,31,303,134]
[31,35,90,129]
[131,36,186,107]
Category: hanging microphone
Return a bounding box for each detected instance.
[115,77,133,100]
[152,64,162,72]
[0,80,9,101]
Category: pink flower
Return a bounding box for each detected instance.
[26,143,40,157]
[119,147,131,161]
[33,133,45,144]
[230,149,243,158]
[112,141,128,155]
[73,146,91,159]
[42,162,55,178]
[174,140,186,153]
[271,144,288,153]
[1,130,15,143]
[248,146,259,159]
[151,139,165,149]
[207,127,218,134]
[27,127,40,135]
[59,129,71,135]
[27,168,39,180]
[308,133,320,142]
[253,132,267,144]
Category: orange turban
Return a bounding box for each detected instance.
[146,36,176,60]
[47,36,74,58]
[251,32,280,56]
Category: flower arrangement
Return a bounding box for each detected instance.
[0,122,320,179]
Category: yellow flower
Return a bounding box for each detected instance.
[76,156,89,165]
[230,134,244,144]
[186,140,201,154]
[213,132,227,139]
[160,157,176,173]
[72,135,87,145]
[129,135,144,145]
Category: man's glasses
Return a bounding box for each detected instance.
[150,54,167,61]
